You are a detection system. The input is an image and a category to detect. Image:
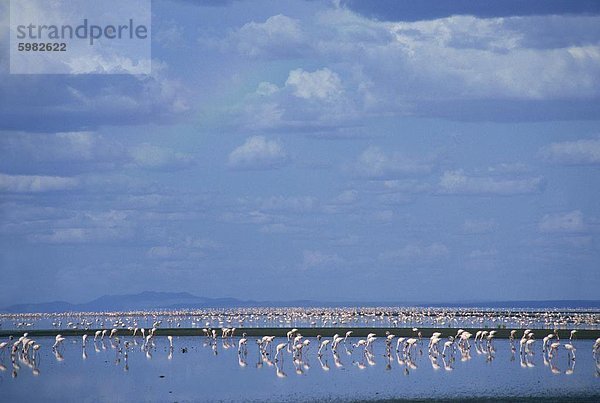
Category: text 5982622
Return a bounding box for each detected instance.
[17,43,67,51]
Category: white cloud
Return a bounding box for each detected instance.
[439,170,544,195]
[380,243,449,263]
[370,13,600,100]
[221,10,600,129]
[233,14,306,58]
[220,210,275,225]
[540,138,600,165]
[354,146,433,178]
[155,22,186,48]
[130,143,194,170]
[302,250,343,269]
[31,227,131,244]
[468,249,498,259]
[256,81,279,96]
[332,190,358,204]
[285,68,343,100]
[146,237,217,260]
[258,196,318,212]
[259,223,290,234]
[539,210,586,233]
[7,207,138,245]
[0,131,127,167]
[0,61,190,132]
[462,219,496,234]
[486,162,529,175]
[372,210,394,223]
[228,136,288,170]
[0,173,78,192]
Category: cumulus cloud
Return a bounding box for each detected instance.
[0,63,190,132]
[486,162,529,175]
[0,131,128,173]
[354,146,433,178]
[256,196,318,213]
[256,81,279,96]
[15,209,130,244]
[31,227,132,244]
[220,9,600,125]
[462,219,496,234]
[259,223,291,234]
[332,190,359,205]
[0,173,78,192]
[539,210,586,233]
[372,210,394,223]
[302,250,344,269]
[540,138,600,165]
[468,249,498,259]
[146,237,218,260]
[220,210,275,225]
[228,136,289,170]
[285,68,343,100]
[0,132,194,173]
[130,143,194,170]
[438,170,544,195]
[380,243,449,263]
[232,14,307,58]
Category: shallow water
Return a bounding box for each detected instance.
[2,307,599,331]
[2,335,599,402]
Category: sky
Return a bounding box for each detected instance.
[1,0,600,306]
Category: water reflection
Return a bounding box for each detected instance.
[1,328,600,403]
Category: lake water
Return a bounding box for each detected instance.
[2,335,599,401]
[2,307,599,331]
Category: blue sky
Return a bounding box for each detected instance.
[1,0,600,306]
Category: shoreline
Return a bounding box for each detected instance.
[2,326,599,339]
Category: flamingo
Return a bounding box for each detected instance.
[564,343,576,360]
[287,329,298,341]
[353,339,367,349]
[542,334,554,352]
[429,336,441,354]
[238,333,248,354]
[0,341,8,356]
[396,337,405,352]
[441,340,453,357]
[366,334,377,351]
[52,334,65,350]
[593,337,600,356]
[275,343,287,361]
[548,341,561,358]
[404,338,418,356]
[525,339,536,354]
[318,339,330,356]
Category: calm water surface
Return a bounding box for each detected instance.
[2,307,599,331]
[2,336,599,402]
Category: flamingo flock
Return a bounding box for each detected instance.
[1,309,599,380]
[3,306,599,335]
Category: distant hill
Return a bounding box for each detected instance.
[1,292,333,313]
[2,292,599,313]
